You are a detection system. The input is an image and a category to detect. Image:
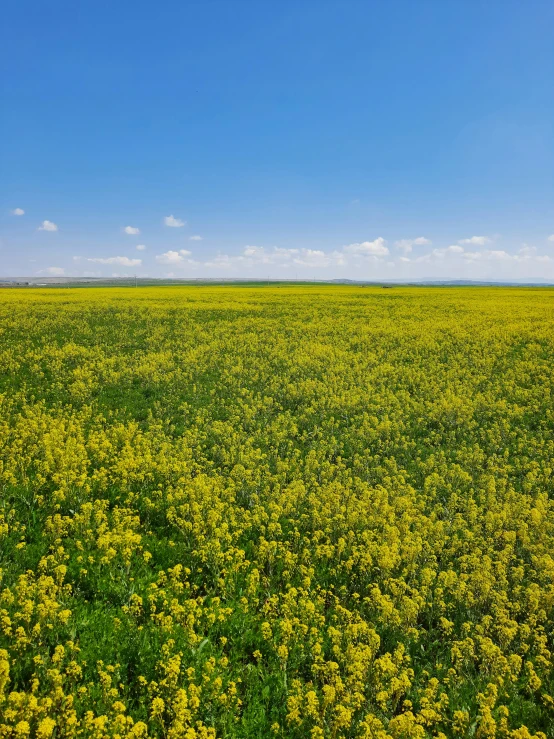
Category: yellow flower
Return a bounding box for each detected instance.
[151,696,165,717]
[36,718,56,739]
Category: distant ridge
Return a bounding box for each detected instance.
[1,277,553,288]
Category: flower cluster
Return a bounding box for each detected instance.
[0,285,552,737]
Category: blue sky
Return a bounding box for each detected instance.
[2,0,554,281]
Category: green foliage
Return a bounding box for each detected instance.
[0,285,553,738]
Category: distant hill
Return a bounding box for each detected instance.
[1,277,553,288]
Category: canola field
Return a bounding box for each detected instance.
[1,285,554,739]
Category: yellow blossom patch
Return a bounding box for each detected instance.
[0,285,553,738]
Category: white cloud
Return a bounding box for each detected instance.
[243,245,265,257]
[399,244,525,266]
[394,237,431,254]
[164,215,186,228]
[204,247,260,269]
[519,245,537,257]
[124,226,140,235]
[459,236,490,246]
[274,247,299,256]
[395,240,414,254]
[204,254,236,269]
[202,245,346,270]
[462,249,510,261]
[293,249,343,268]
[12,208,25,216]
[548,235,554,242]
[44,267,65,276]
[343,237,389,256]
[38,220,58,232]
[516,245,553,263]
[419,245,465,261]
[136,244,146,251]
[86,256,142,266]
[155,249,192,264]
[185,236,544,274]
[189,235,203,241]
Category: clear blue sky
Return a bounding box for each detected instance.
[2,0,554,281]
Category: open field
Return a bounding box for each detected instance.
[0,285,553,738]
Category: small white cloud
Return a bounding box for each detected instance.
[343,237,388,256]
[44,267,65,276]
[516,245,553,263]
[204,255,235,269]
[274,247,299,255]
[164,215,186,228]
[293,249,346,268]
[295,248,325,263]
[244,245,265,257]
[124,226,140,235]
[462,249,510,261]
[38,220,58,232]
[422,246,465,260]
[548,234,554,242]
[202,245,346,270]
[519,244,537,257]
[136,244,146,251]
[241,245,301,260]
[395,239,414,254]
[459,236,490,246]
[155,249,192,264]
[395,237,431,254]
[189,235,203,241]
[12,208,25,216]
[87,256,142,266]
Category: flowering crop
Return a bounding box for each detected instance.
[0,285,553,738]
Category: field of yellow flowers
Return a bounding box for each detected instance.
[0,284,553,739]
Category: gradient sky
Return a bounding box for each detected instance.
[2,0,554,281]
